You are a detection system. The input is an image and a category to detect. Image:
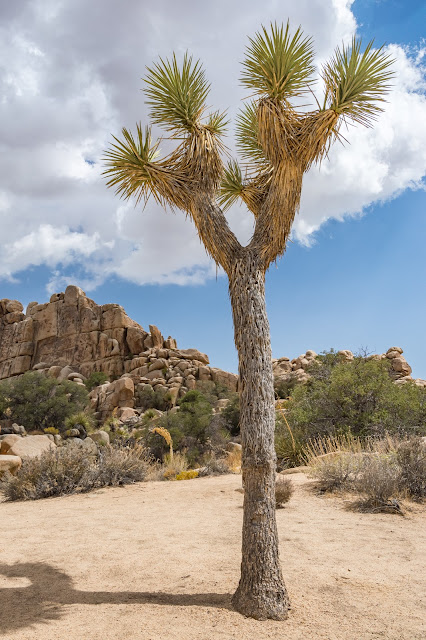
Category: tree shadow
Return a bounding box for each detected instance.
[0,562,232,634]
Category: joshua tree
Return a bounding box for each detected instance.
[104,23,392,620]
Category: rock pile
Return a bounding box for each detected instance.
[0,285,238,421]
[273,347,426,390]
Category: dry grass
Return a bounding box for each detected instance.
[306,435,425,514]
[0,444,151,501]
[275,476,294,507]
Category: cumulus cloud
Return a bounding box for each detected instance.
[0,0,424,290]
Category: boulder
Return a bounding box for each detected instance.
[386,346,403,356]
[391,357,412,376]
[149,324,164,348]
[0,434,22,454]
[8,435,56,460]
[209,368,238,392]
[0,455,22,476]
[87,430,110,446]
[5,300,24,314]
[117,407,138,421]
[174,349,210,365]
[338,350,354,361]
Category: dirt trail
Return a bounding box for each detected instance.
[1,473,425,640]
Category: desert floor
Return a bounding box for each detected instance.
[0,472,425,640]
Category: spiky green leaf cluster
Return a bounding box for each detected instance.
[205,110,229,136]
[218,160,244,210]
[102,124,159,204]
[323,38,394,126]
[235,101,266,164]
[241,22,315,100]
[144,53,210,133]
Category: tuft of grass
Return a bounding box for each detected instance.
[162,451,188,480]
[65,411,96,434]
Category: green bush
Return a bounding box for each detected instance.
[0,443,150,501]
[286,355,426,443]
[0,372,89,431]
[84,371,108,391]
[221,394,240,437]
[136,385,170,411]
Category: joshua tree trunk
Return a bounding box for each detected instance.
[229,253,290,620]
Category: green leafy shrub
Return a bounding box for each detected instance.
[275,476,294,507]
[136,385,169,411]
[0,443,150,501]
[0,372,89,431]
[221,394,240,437]
[286,354,426,444]
[84,371,108,391]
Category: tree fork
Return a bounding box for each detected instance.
[229,254,290,620]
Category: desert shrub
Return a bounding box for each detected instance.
[175,470,199,480]
[195,380,234,404]
[275,476,294,507]
[352,454,402,513]
[274,377,299,400]
[161,451,188,480]
[159,390,213,448]
[221,394,240,437]
[275,410,305,468]
[308,451,365,492]
[93,444,150,486]
[0,443,151,501]
[84,371,108,391]
[286,355,426,443]
[0,372,89,431]
[0,446,93,500]
[64,411,96,435]
[396,438,426,500]
[201,453,230,476]
[136,385,169,411]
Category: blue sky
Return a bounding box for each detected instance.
[0,0,425,378]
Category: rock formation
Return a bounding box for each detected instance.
[272,347,426,390]
[0,286,424,423]
[0,286,238,420]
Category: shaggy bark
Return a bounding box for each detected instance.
[229,254,290,620]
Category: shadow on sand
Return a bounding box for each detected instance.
[0,562,232,634]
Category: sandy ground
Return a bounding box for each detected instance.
[0,473,425,640]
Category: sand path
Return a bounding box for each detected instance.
[0,473,425,639]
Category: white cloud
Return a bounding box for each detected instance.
[294,43,426,242]
[0,0,424,290]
